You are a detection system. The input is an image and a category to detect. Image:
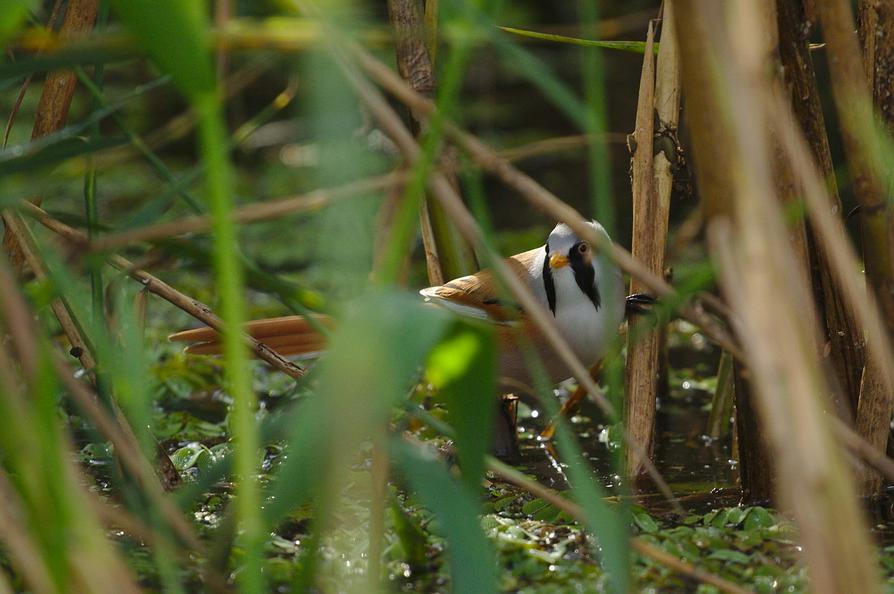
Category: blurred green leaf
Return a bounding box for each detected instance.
[0,0,36,47]
[264,292,452,525]
[0,135,127,175]
[0,39,136,79]
[427,322,496,493]
[109,0,214,98]
[744,507,777,531]
[390,494,428,569]
[499,26,655,54]
[391,437,497,594]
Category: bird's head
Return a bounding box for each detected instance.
[542,221,607,314]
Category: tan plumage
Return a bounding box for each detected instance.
[418,248,538,321]
[169,222,627,390]
[168,314,333,357]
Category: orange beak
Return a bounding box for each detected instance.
[549,253,569,269]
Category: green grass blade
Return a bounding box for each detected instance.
[499,26,655,54]
[0,0,36,47]
[426,321,496,493]
[390,437,498,594]
[109,1,213,99]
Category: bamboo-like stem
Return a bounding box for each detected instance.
[387,0,477,284]
[815,0,894,496]
[624,21,660,479]
[777,0,864,413]
[856,0,894,494]
[706,351,734,439]
[673,0,773,501]
[689,0,884,589]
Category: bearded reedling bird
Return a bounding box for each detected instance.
[169,221,646,455]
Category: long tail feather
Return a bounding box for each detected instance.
[169,314,332,357]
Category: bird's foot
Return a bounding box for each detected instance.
[625,292,657,316]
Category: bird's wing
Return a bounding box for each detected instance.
[419,248,541,322]
[170,248,544,356]
[168,314,333,356]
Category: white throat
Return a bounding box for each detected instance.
[528,249,625,367]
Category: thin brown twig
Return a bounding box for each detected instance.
[21,201,306,379]
[2,211,96,371]
[88,173,404,252]
[84,134,611,253]
[2,0,66,148]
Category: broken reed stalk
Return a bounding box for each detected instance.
[624,20,661,479]
[387,0,477,284]
[815,0,894,495]
[673,0,773,502]
[700,0,883,590]
[777,0,864,413]
[20,202,305,380]
[2,0,99,273]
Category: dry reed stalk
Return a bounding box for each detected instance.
[88,134,624,252]
[673,0,773,502]
[815,0,894,495]
[624,21,660,478]
[2,0,99,272]
[777,0,864,412]
[769,93,894,493]
[88,173,405,251]
[857,0,894,494]
[387,0,477,283]
[701,0,883,590]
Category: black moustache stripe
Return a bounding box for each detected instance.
[542,244,557,316]
[570,250,601,311]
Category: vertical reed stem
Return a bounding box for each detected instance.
[816,0,894,495]
[387,0,477,283]
[624,21,660,478]
[778,0,864,414]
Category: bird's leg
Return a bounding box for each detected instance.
[625,292,657,316]
[491,393,521,462]
[539,359,604,440]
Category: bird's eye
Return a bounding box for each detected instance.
[577,243,589,254]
